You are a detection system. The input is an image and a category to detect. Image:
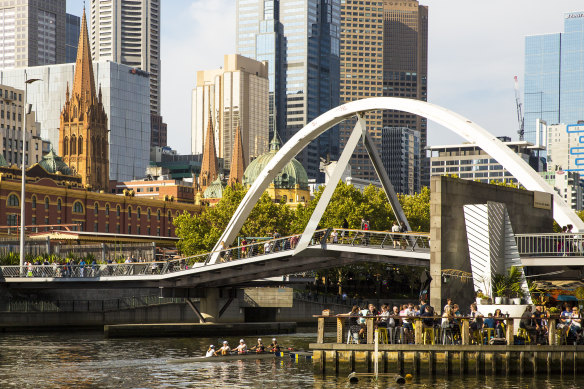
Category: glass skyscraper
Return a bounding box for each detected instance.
[525,11,584,145]
[236,0,340,180]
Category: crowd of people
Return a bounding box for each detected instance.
[205,337,282,357]
[343,298,584,345]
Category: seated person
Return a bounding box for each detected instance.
[469,303,483,332]
[483,313,496,330]
[269,338,281,352]
[205,345,215,357]
[234,339,247,354]
[250,338,265,353]
[215,341,231,356]
[569,307,582,340]
[377,305,390,328]
[421,305,434,328]
[520,306,535,344]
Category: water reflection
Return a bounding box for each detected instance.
[0,331,581,388]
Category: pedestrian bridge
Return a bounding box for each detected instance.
[0,229,430,288]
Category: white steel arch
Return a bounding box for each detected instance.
[209,97,583,263]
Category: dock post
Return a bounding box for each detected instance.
[519,351,524,376]
[317,317,325,344]
[414,351,420,375]
[337,317,345,344]
[382,351,388,373]
[505,352,511,376]
[351,351,356,372]
[445,351,452,375]
[533,352,538,375]
[335,351,339,375]
[320,350,326,374]
[546,352,551,376]
[548,319,557,345]
[366,318,374,344]
[461,351,468,374]
[505,318,514,346]
[398,351,404,376]
[560,351,564,376]
[414,319,423,345]
[429,351,436,375]
[491,352,497,375]
[461,319,469,345]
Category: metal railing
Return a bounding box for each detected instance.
[0,229,430,280]
[515,233,584,257]
[0,296,186,313]
[327,228,430,252]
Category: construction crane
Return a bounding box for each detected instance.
[514,76,525,140]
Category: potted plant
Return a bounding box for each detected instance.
[492,273,509,304]
[476,291,490,305]
[507,266,523,304]
[548,306,560,319]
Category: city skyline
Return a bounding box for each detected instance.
[65,1,584,156]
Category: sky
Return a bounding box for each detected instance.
[67,1,584,154]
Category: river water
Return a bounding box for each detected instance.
[0,329,583,388]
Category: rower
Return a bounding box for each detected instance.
[250,338,265,353]
[205,345,215,357]
[215,340,230,356]
[234,339,247,354]
[269,338,281,352]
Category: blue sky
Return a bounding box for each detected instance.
[68,1,584,154]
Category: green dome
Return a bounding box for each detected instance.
[203,177,225,199]
[39,149,73,175]
[243,134,309,190]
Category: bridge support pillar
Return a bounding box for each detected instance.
[199,288,220,322]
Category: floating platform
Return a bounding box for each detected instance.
[104,322,297,338]
[310,343,584,376]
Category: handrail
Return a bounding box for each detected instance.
[0,228,430,280]
[515,233,584,257]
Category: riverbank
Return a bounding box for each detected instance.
[104,322,297,338]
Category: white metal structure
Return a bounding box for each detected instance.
[210,97,584,264]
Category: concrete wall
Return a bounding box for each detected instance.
[429,176,553,313]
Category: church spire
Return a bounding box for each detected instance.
[72,8,96,102]
[228,124,246,186]
[200,115,219,190]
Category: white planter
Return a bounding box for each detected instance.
[502,297,509,305]
[476,297,482,305]
[494,297,503,304]
[511,298,522,305]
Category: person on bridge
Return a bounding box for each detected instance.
[391,221,400,248]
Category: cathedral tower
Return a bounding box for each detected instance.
[59,9,109,190]
[199,116,219,191]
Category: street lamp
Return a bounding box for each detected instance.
[19,75,41,268]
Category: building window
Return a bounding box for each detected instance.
[157,210,161,221]
[167,228,171,237]
[94,222,98,232]
[137,226,141,235]
[31,216,36,225]
[7,194,18,207]
[44,197,49,210]
[128,225,132,234]
[128,206,132,219]
[157,227,160,236]
[106,222,110,233]
[116,205,121,217]
[167,211,171,222]
[57,198,62,211]
[137,207,141,219]
[116,224,120,234]
[147,208,151,220]
[31,195,36,209]
[73,201,84,213]
[7,214,17,226]
[147,227,151,235]
[105,204,110,216]
[94,203,99,216]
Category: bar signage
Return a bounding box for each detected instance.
[534,191,552,210]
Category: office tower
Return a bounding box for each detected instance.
[90,0,160,116]
[0,0,66,68]
[59,10,109,190]
[236,0,341,180]
[381,127,420,195]
[525,11,584,145]
[65,13,80,63]
[0,85,44,167]
[150,114,167,147]
[192,54,269,170]
[0,60,151,182]
[340,0,428,185]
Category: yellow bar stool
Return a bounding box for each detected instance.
[376,328,389,344]
[517,328,531,344]
[422,327,435,345]
[483,328,495,344]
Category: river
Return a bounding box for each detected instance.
[0,329,582,388]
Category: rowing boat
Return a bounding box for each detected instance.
[168,351,286,364]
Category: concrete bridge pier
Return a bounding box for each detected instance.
[198,288,220,322]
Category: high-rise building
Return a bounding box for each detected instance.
[0,60,151,182]
[0,85,44,167]
[59,10,109,191]
[65,13,80,63]
[525,11,584,146]
[150,113,167,148]
[191,54,269,170]
[236,0,341,180]
[0,0,66,68]
[89,0,161,116]
[339,0,428,183]
[381,127,420,195]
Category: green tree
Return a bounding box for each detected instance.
[398,186,430,232]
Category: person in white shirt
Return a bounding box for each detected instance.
[205,345,215,357]
[215,341,231,356]
[391,221,401,248]
[234,339,247,354]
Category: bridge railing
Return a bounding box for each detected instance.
[515,233,584,257]
[326,228,430,252]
